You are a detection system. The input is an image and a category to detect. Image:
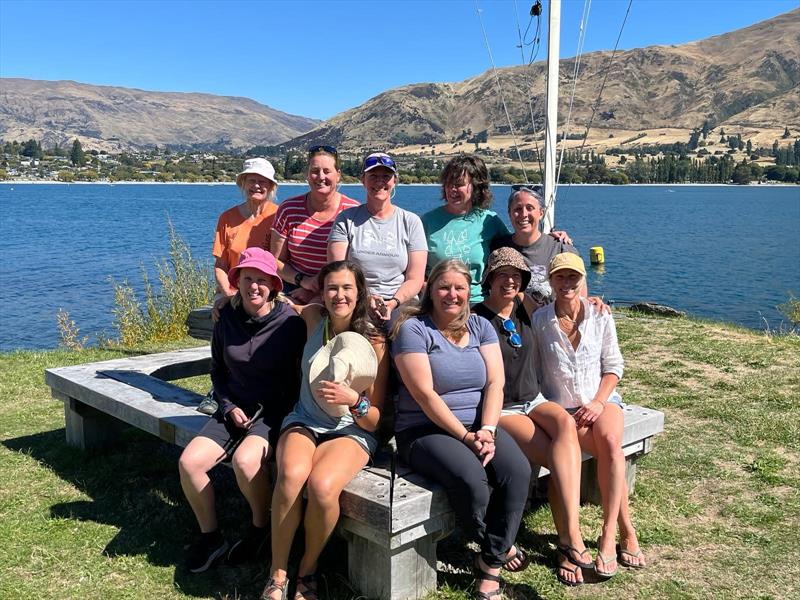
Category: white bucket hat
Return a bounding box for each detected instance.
[236,157,278,188]
[309,331,378,418]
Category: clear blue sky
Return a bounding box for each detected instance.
[0,0,795,120]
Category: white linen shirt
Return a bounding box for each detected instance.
[531,298,624,409]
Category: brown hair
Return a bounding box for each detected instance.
[440,154,493,210]
[307,146,340,172]
[317,260,381,340]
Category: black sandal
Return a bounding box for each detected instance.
[260,577,288,600]
[502,544,531,573]
[294,573,319,600]
[556,543,594,569]
[473,555,503,600]
[556,562,582,586]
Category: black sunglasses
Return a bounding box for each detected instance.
[308,145,338,156]
[501,318,523,348]
[363,154,396,170]
[511,183,543,194]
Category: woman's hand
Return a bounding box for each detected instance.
[587,296,611,314]
[289,287,317,304]
[300,275,320,293]
[317,380,359,407]
[211,293,233,322]
[550,230,574,245]
[466,430,496,466]
[370,295,392,321]
[227,407,250,429]
[573,400,605,428]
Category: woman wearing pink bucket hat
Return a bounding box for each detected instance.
[178,247,306,574]
[212,158,279,303]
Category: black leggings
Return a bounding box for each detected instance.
[397,424,531,568]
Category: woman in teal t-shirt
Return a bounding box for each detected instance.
[421,154,508,303]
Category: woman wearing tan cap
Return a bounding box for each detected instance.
[532,253,645,578]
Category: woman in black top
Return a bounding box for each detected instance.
[474,247,590,586]
[178,248,306,574]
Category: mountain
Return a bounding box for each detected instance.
[0,79,320,152]
[286,8,799,151]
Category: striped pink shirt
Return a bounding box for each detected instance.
[272,193,360,276]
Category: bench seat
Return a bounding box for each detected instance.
[45,345,663,600]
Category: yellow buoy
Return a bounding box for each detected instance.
[590,246,605,264]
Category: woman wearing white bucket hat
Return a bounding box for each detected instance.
[263,260,389,600]
[212,157,279,303]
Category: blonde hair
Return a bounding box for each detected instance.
[391,259,472,340]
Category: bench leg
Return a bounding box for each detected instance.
[64,397,126,450]
[342,520,453,600]
[579,455,638,506]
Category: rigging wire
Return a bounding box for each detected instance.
[577,0,634,156]
[475,0,529,181]
[514,0,544,178]
[555,0,592,192]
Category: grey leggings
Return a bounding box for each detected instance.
[397,424,532,568]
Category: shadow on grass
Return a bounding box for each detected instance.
[2,426,271,598]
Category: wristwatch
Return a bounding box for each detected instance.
[294,272,305,286]
[349,394,371,418]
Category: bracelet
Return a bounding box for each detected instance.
[460,430,471,443]
[389,296,401,307]
[480,425,497,438]
[349,394,370,419]
[294,272,305,286]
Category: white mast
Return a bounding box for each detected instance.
[542,0,561,233]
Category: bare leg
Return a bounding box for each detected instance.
[265,428,316,600]
[501,411,586,584]
[297,436,369,580]
[231,434,272,527]
[178,436,226,532]
[576,404,625,574]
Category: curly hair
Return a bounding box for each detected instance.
[317,260,381,340]
[391,259,472,341]
[440,154,493,211]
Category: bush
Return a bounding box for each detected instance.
[111,221,214,346]
[777,293,800,332]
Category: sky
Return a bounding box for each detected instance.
[0,0,796,121]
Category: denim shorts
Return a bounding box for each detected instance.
[500,392,549,417]
[564,392,624,414]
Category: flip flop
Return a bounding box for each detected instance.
[502,545,531,573]
[617,543,646,569]
[556,562,582,586]
[595,537,618,578]
[556,543,594,569]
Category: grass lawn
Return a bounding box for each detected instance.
[1,315,798,599]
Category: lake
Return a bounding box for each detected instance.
[0,183,797,351]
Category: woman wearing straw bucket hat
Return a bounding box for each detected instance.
[212,158,279,308]
[178,247,306,574]
[474,247,590,585]
[263,260,389,600]
[532,252,645,577]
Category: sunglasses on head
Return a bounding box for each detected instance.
[308,145,338,156]
[363,154,396,170]
[511,183,543,194]
[501,318,523,348]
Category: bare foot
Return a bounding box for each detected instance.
[474,555,503,599]
[502,544,530,572]
[595,535,618,578]
[261,576,288,600]
[556,552,584,585]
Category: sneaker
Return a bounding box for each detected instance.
[227,524,269,565]
[186,531,228,573]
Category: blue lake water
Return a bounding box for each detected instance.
[0,183,798,351]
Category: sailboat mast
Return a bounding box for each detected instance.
[542,0,561,233]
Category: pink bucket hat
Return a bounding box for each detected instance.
[227,247,283,293]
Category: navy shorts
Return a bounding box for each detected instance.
[197,410,278,456]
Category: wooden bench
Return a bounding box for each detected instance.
[45,345,664,600]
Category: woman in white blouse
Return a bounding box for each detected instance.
[532,252,645,578]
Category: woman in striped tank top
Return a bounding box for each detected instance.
[271,145,359,305]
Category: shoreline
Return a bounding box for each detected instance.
[1,180,797,187]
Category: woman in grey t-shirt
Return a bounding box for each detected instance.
[329,152,427,323]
